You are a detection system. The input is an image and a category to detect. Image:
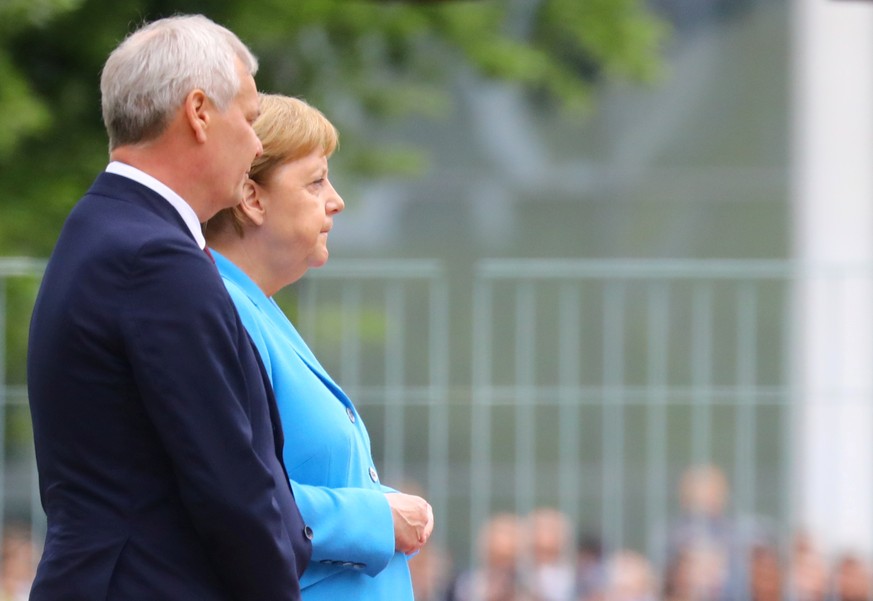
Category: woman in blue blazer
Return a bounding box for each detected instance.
[204,94,434,600]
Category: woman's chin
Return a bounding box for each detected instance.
[309,259,328,270]
[308,250,330,270]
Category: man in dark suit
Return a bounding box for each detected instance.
[27,15,311,600]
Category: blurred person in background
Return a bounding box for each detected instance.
[408,537,452,601]
[748,542,782,601]
[663,465,734,601]
[525,507,576,601]
[582,550,658,601]
[1,524,35,601]
[204,93,433,600]
[664,463,776,600]
[662,542,730,601]
[832,553,871,601]
[787,533,831,601]
[401,481,452,601]
[574,533,605,600]
[669,465,733,555]
[447,512,529,601]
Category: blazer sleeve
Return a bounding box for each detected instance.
[290,482,396,577]
[120,240,301,600]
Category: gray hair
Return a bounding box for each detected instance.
[100,14,258,150]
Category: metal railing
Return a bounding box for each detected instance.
[3,256,869,597]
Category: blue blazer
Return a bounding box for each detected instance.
[213,251,414,600]
[27,173,312,600]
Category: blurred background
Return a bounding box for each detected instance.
[3,0,873,599]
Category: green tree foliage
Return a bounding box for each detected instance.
[0,0,666,255]
[0,0,82,159]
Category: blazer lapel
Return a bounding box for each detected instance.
[269,302,354,407]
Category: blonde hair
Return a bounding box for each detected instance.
[204,94,339,239]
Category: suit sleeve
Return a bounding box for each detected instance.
[121,240,300,600]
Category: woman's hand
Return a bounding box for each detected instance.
[385,492,434,555]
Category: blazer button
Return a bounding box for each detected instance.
[304,525,314,540]
[369,466,379,483]
[346,407,356,423]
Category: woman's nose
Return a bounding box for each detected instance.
[327,182,344,214]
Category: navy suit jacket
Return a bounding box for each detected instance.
[27,172,311,600]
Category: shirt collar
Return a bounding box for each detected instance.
[105,161,206,249]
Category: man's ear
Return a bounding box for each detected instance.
[184,89,210,143]
[239,179,267,226]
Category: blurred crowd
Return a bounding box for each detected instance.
[2,463,871,600]
[1,524,34,601]
[408,464,873,601]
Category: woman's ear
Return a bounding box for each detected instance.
[238,179,267,226]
